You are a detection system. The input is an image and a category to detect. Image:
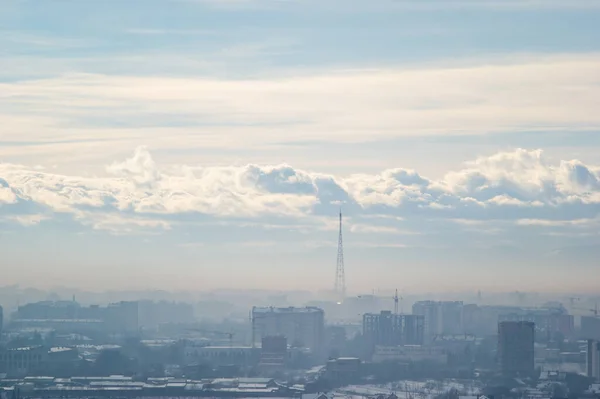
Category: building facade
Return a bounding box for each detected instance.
[259,335,288,371]
[582,316,600,341]
[363,311,424,351]
[0,346,47,377]
[499,309,574,341]
[252,307,324,353]
[587,340,600,381]
[372,345,448,364]
[412,301,464,339]
[498,321,535,377]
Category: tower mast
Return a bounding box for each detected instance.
[335,209,346,299]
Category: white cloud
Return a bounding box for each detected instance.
[2,53,600,163]
[349,224,413,234]
[2,147,600,234]
[4,214,49,226]
[75,212,172,235]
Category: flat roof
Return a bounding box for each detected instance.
[253,306,323,314]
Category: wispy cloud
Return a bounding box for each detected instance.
[2,53,600,166]
[125,28,217,36]
[4,214,49,226]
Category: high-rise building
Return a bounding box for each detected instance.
[252,307,324,353]
[440,301,464,335]
[363,311,424,351]
[499,308,574,341]
[0,305,3,335]
[498,321,535,377]
[582,316,600,341]
[412,301,440,338]
[587,340,600,381]
[412,301,464,339]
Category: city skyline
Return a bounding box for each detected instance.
[2,1,600,291]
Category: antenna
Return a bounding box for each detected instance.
[334,209,346,299]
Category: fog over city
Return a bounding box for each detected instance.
[2,1,600,398]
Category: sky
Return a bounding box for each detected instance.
[1,0,600,294]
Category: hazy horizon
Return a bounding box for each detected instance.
[2,1,600,293]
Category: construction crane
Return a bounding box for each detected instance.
[393,289,403,315]
[186,328,235,347]
[567,297,580,307]
[574,303,598,316]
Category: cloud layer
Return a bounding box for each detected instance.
[2,54,600,169]
[2,147,600,234]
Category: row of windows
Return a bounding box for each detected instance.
[186,351,250,358]
[0,354,44,361]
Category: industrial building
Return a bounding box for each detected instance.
[498,321,535,377]
[362,311,424,351]
[251,307,324,353]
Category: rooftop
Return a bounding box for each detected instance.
[253,306,323,314]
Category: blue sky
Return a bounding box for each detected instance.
[1,0,600,293]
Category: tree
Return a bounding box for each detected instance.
[94,349,135,376]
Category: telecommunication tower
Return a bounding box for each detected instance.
[334,210,346,299]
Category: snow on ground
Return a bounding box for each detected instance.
[336,380,483,399]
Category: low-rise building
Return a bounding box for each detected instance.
[372,345,448,364]
[0,346,47,377]
[325,357,361,385]
[184,345,259,367]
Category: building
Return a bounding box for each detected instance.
[440,301,464,335]
[588,340,600,381]
[412,301,440,338]
[106,301,139,333]
[462,304,482,335]
[372,345,448,364]
[11,300,141,334]
[252,307,324,353]
[363,311,424,352]
[498,321,535,377]
[260,335,288,371]
[0,346,80,378]
[582,316,600,341]
[412,301,464,339]
[138,300,195,330]
[0,305,3,335]
[185,345,259,367]
[0,346,47,377]
[0,376,297,398]
[16,301,80,320]
[325,357,361,384]
[432,334,476,364]
[499,308,574,340]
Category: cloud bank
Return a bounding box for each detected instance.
[2,147,600,234]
